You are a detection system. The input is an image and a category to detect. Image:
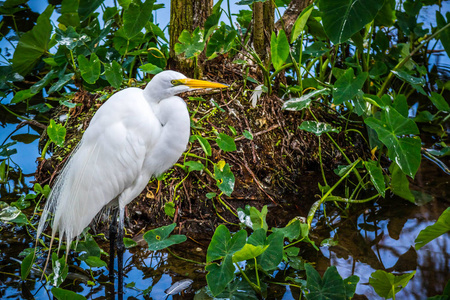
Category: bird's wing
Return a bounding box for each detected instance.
[37,88,161,244]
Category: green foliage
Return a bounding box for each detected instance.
[319,0,383,44]
[270,30,290,70]
[47,119,67,148]
[213,161,235,196]
[123,0,154,38]
[369,270,416,299]
[365,107,421,178]
[216,133,237,152]
[332,69,367,105]
[11,5,54,75]
[105,61,123,88]
[52,287,88,300]
[48,253,69,287]
[304,264,359,300]
[143,223,187,251]
[299,121,339,136]
[206,206,322,297]
[415,208,450,250]
[78,53,101,85]
[174,28,205,58]
[20,251,35,280]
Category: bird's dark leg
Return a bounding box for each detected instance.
[117,207,125,300]
[109,209,118,282]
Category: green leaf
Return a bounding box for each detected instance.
[20,251,35,280]
[436,11,450,58]
[392,70,426,95]
[243,130,253,140]
[291,4,313,43]
[105,60,123,88]
[12,5,54,75]
[75,235,101,258]
[232,244,268,263]
[123,237,137,248]
[123,0,154,38]
[333,69,368,105]
[365,160,386,197]
[48,253,69,287]
[47,119,66,148]
[305,264,348,300]
[375,0,395,27]
[30,69,57,93]
[258,231,284,271]
[365,107,421,178]
[250,205,268,232]
[206,225,247,262]
[204,0,223,38]
[272,219,301,242]
[214,162,235,196]
[55,26,90,50]
[206,255,235,296]
[369,270,415,299]
[216,133,236,152]
[58,0,80,27]
[390,162,415,203]
[415,208,450,250]
[11,89,37,104]
[143,223,187,251]
[48,73,74,94]
[319,0,383,44]
[271,30,290,70]
[52,287,87,300]
[299,121,339,136]
[193,135,212,156]
[174,28,205,58]
[78,0,103,21]
[118,0,131,9]
[238,205,260,230]
[206,22,236,59]
[139,62,163,75]
[429,92,450,112]
[282,88,329,111]
[206,192,216,199]
[164,201,175,217]
[184,161,204,172]
[343,275,360,299]
[85,256,107,268]
[78,53,101,84]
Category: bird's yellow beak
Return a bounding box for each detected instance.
[174,78,228,89]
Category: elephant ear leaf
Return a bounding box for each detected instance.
[12,5,54,75]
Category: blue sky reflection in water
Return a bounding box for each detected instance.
[0,1,449,299]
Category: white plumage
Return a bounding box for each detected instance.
[36,70,227,254]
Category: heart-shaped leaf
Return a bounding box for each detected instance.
[319,0,383,44]
[365,107,421,178]
[143,223,187,251]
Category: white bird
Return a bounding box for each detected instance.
[36,70,227,261]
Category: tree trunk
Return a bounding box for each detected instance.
[169,0,212,77]
[252,1,274,68]
[275,0,314,39]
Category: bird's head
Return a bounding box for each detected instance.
[144,70,228,102]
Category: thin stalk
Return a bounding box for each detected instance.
[167,248,205,265]
[377,21,450,98]
[318,137,328,186]
[235,263,261,295]
[308,108,365,186]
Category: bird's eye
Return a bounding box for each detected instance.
[171,80,178,86]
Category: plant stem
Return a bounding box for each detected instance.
[167,248,205,265]
[377,21,450,98]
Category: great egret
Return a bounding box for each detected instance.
[36,70,227,275]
